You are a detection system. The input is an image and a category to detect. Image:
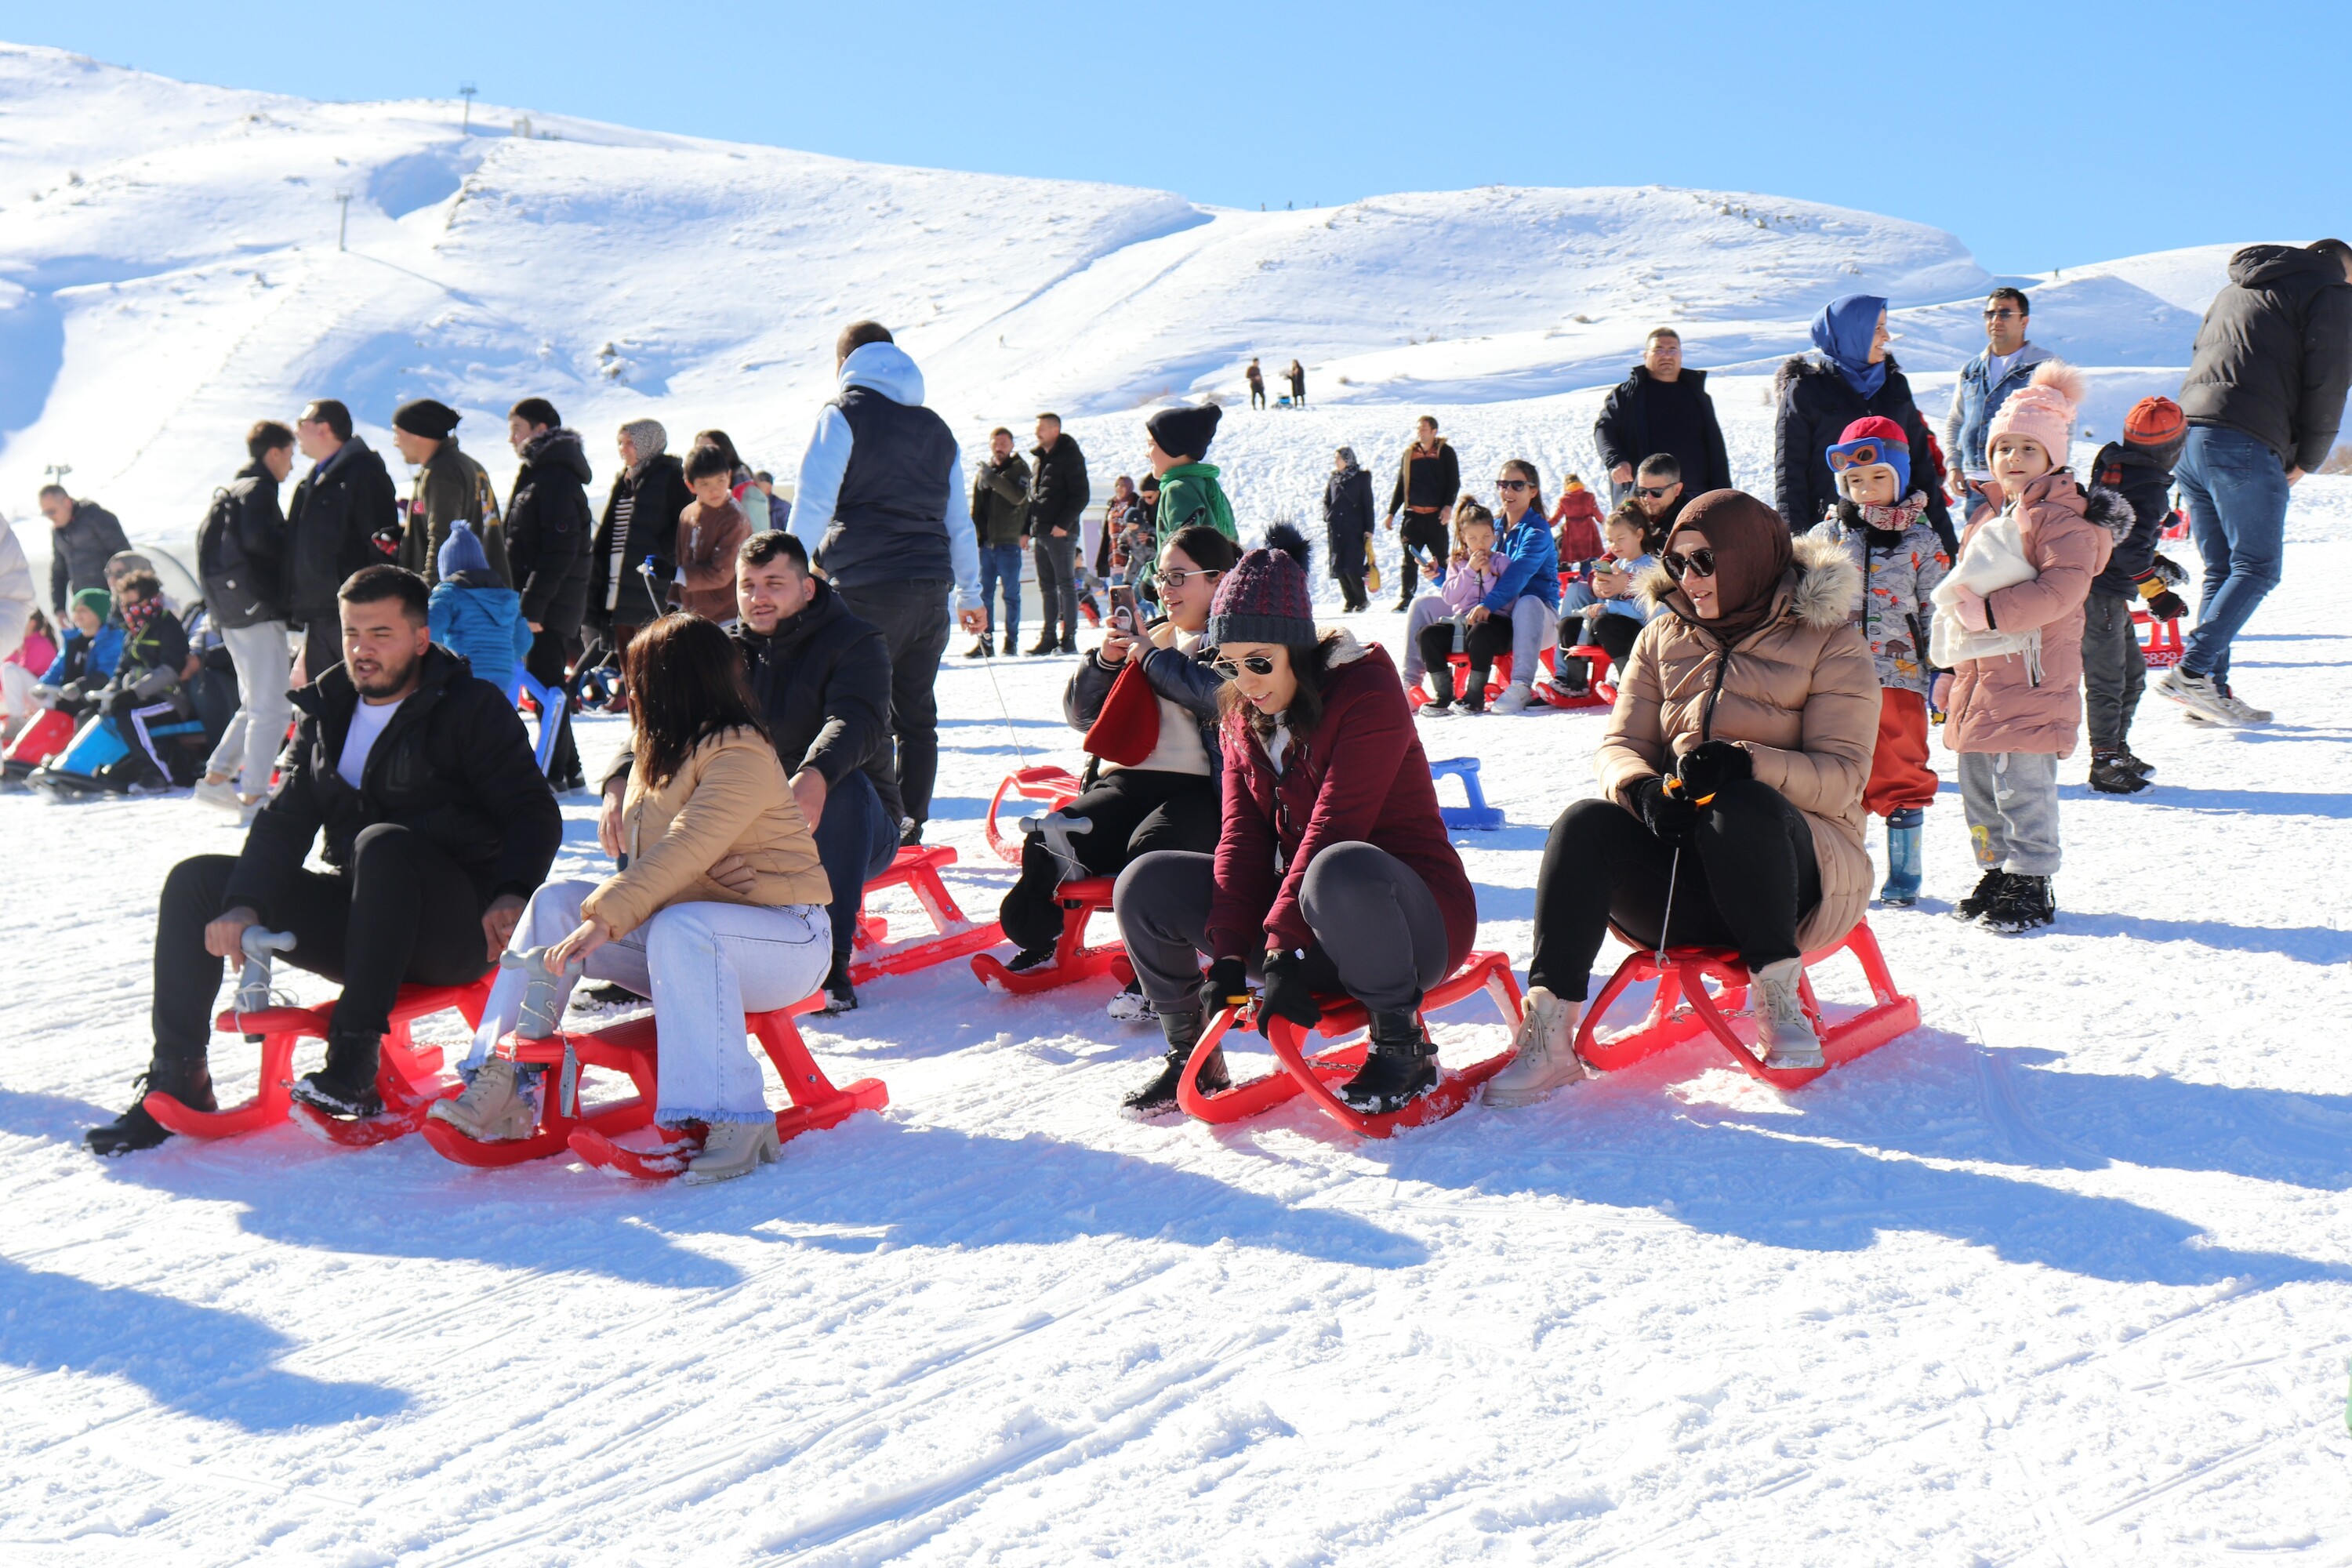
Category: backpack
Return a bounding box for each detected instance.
[194,486,238,583]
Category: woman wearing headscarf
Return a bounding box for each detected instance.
[1485,489,1881,1108]
[590,419,693,659]
[1773,294,1955,554]
[1322,446,1377,612]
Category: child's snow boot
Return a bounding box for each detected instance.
[1338,1009,1439,1114]
[291,1031,383,1120]
[681,1118,780,1185]
[2087,751,2151,794]
[2116,746,2155,778]
[1951,869,2009,924]
[1980,873,2056,934]
[1122,1009,1228,1117]
[85,1057,216,1156]
[1752,957,1824,1070]
[1878,808,1925,906]
[1483,986,1585,1108]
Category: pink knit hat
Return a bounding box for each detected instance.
[1987,360,2087,462]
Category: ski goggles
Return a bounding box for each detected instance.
[1660,547,1718,580]
[1826,438,1897,473]
[1209,653,1279,681]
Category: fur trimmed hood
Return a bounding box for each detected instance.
[1776,350,1907,402]
[1635,531,1862,632]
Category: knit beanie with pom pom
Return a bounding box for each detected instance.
[1206,523,1315,647]
[1987,360,2086,463]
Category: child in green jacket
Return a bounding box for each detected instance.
[1145,404,1237,545]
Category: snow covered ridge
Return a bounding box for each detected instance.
[0,41,2228,552]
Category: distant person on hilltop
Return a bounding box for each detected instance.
[503,397,594,789]
[1246,358,1266,411]
[286,397,401,678]
[1943,287,2054,524]
[1145,403,1236,544]
[1026,413,1091,655]
[1287,360,1306,408]
[788,319,988,846]
[1593,327,1731,503]
[1773,295,1955,554]
[1384,416,1460,608]
[37,483,129,617]
[389,398,508,586]
[2155,238,2352,728]
[589,419,692,663]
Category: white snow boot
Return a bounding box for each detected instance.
[1492,680,1536,716]
[1483,985,1586,1107]
[1752,958,1824,1070]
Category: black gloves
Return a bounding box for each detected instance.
[1635,776,1698,845]
[1197,956,1250,1022]
[1674,740,1751,804]
[1256,947,1324,1030]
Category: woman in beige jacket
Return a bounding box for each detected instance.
[1486,489,1881,1107]
[434,614,832,1183]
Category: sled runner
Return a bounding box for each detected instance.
[1429,757,1504,831]
[2133,612,2185,669]
[1534,644,1619,711]
[847,844,1004,985]
[144,974,495,1143]
[1574,920,1919,1090]
[970,876,1134,995]
[985,764,1083,865]
[425,993,886,1173]
[1174,949,1523,1138]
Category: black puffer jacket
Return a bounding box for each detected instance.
[2088,441,2176,598]
[227,645,561,923]
[286,439,399,626]
[1773,355,1955,554]
[46,500,131,614]
[1026,435,1091,539]
[196,462,287,629]
[1593,365,1733,493]
[1323,464,1376,578]
[731,581,903,824]
[505,428,594,637]
[2178,243,2352,472]
[590,452,692,630]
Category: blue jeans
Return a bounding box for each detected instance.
[812,767,902,966]
[2174,424,2289,684]
[978,542,1022,643]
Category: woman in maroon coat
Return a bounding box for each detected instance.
[1112,526,1475,1116]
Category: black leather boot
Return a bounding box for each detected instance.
[1338,1008,1437,1113]
[86,1057,216,1156]
[291,1031,383,1119]
[1122,1010,1229,1116]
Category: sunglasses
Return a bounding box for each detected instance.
[1210,654,1278,681]
[1661,547,1717,580]
[1635,485,1673,499]
[1827,440,1894,473]
[1493,478,1531,492]
[1152,567,1222,590]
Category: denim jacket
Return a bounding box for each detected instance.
[1944,341,2057,479]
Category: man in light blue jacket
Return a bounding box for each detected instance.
[1943,286,2056,522]
[790,320,985,844]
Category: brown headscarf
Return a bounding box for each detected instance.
[1662,489,1795,646]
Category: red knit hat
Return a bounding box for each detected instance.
[2123,396,2186,448]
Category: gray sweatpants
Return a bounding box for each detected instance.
[1112,841,1450,1016]
[2080,593,2144,754]
[1957,750,2062,877]
[205,619,293,797]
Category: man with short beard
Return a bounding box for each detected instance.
[86,565,562,1153]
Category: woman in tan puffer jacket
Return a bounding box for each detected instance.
[436,614,833,1183]
[1486,489,1879,1107]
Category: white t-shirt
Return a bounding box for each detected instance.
[338,695,406,788]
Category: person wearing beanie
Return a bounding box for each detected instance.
[426,521,534,696]
[5,588,122,785]
[1774,295,1955,553]
[590,418,691,663]
[1110,527,1477,1119]
[1145,404,1236,546]
[389,398,510,588]
[1492,489,1879,1108]
[2080,397,2190,791]
[1806,415,1951,905]
[1929,360,2119,934]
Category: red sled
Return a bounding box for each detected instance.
[970,875,1135,995]
[985,764,1083,865]
[3,706,76,775]
[846,844,1004,985]
[146,974,495,1145]
[423,993,885,1174]
[1534,644,1618,711]
[1575,920,1919,1091]
[1174,949,1523,1138]
[2133,612,2186,669]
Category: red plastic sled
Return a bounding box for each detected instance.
[985,764,1083,865]
[1408,652,1512,712]
[1575,920,1919,1091]
[3,706,75,771]
[425,993,886,1174]
[2133,612,2185,669]
[846,844,1004,985]
[1174,950,1523,1138]
[970,875,1135,994]
[146,975,495,1144]
[1534,644,1617,711]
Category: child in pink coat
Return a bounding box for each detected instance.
[2,607,59,741]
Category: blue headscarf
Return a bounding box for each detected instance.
[1810,293,1889,399]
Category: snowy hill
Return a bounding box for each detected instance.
[0,41,2223,564]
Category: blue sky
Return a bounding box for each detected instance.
[5,1,2341,274]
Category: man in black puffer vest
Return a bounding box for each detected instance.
[789,320,985,845]
[87,566,561,1153]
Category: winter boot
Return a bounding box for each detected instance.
[681,1118,781,1185]
[428,1059,540,1142]
[1951,869,2009,924]
[1980,873,2056,934]
[1878,808,1925,906]
[2087,751,2151,795]
[1122,1010,1229,1117]
[1058,632,1080,655]
[1751,957,1824,1070]
[964,636,993,659]
[1492,680,1536,717]
[818,956,858,1014]
[2116,746,2156,778]
[1483,985,1585,1108]
[86,1057,216,1156]
[1105,982,1157,1025]
[898,817,924,848]
[1025,637,1058,656]
[1554,652,1592,697]
[1339,1009,1439,1113]
[1424,665,1457,710]
[290,1031,383,1120]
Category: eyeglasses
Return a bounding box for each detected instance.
[1635,485,1673,499]
[1493,478,1531,492]
[1152,567,1222,590]
[1210,654,1278,681]
[1982,308,2023,321]
[1661,547,1717,580]
[1827,440,1893,473]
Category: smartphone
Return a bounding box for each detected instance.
[1109,583,1138,632]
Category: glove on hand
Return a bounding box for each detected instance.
[2150,553,2188,589]
[1674,739,1752,804]
[28,683,60,707]
[1196,955,1251,1022]
[2136,572,2187,622]
[1256,946,1324,1031]
[1635,775,1698,846]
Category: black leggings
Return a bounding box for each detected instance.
[1527,780,1822,1001]
[1000,768,1219,952]
[1416,616,1513,705]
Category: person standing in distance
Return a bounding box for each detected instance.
[1384,416,1460,609]
[1942,288,2055,524]
[192,420,297,815]
[788,320,986,847]
[285,399,400,681]
[390,398,509,586]
[38,484,131,619]
[1594,327,1732,504]
[1026,412,1091,655]
[503,397,594,788]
